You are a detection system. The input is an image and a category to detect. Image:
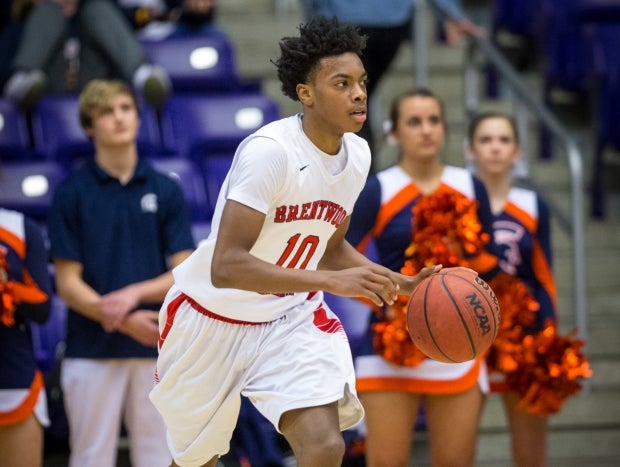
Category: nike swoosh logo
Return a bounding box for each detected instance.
[300,164,309,171]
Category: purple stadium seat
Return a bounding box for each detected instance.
[160,93,280,159]
[203,154,233,217]
[30,95,163,168]
[148,157,210,222]
[536,0,620,160]
[588,23,620,218]
[140,35,247,93]
[0,160,67,221]
[492,0,539,37]
[160,93,279,217]
[191,221,212,245]
[0,98,38,160]
[540,0,595,97]
[486,0,539,97]
[30,96,92,167]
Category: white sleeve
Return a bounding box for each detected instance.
[226,136,288,214]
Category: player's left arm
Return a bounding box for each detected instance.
[319,216,440,295]
[318,215,375,270]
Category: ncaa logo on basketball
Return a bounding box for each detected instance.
[474,275,500,312]
[465,292,492,334]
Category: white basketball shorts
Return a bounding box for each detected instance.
[149,287,364,466]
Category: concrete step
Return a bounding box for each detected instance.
[480,389,620,431]
[473,390,620,466]
[409,422,620,467]
[473,428,620,467]
[399,386,620,466]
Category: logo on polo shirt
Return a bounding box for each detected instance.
[141,193,158,213]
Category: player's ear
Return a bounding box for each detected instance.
[297,83,313,105]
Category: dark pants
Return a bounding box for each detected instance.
[12,0,146,94]
[357,20,411,167]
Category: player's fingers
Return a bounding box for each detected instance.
[362,275,399,306]
[417,264,442,280]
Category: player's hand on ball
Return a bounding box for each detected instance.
[397,264,443,296]
[327,265,402,307]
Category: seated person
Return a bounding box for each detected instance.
[4,0,170,111]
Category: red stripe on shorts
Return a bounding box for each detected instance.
[158,292,187,349]
[313,305,344,334]
[182,293,265,325]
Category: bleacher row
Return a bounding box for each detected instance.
[490,0,620,218]
[0,34,281,228]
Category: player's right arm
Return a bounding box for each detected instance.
[319,215,440,301]
[211,199,403,307]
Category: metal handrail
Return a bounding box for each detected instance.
[415,0,588,342]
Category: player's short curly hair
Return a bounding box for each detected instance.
[273,16,367,101]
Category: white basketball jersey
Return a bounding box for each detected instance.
[172,115,371,322]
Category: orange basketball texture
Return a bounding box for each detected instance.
[406,268,501,363]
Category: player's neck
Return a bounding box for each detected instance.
[300,114,343,155]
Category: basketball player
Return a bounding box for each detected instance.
[148,16,440,467]
[468,111,557,467]
[344,88,499,466]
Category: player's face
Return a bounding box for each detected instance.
[470,117,520,177]
[298,52,367,151]
[86,94,140,149]
[391,96,445,162]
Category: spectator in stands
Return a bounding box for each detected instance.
[0,206,52,467]
[3,0,171,112]
[118,0,227,40]
[0,0,34,90]
[48,79,195,467]
[300,0,486,163]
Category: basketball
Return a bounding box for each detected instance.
[406,268,501,363]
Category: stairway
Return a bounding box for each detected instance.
[217,2,620,466]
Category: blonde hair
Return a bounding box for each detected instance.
[78,79,137,129]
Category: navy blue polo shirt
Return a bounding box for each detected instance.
[48,158,195,358]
